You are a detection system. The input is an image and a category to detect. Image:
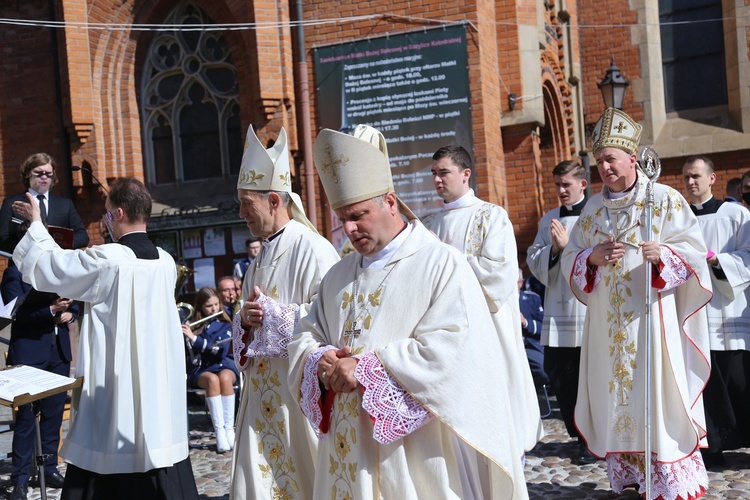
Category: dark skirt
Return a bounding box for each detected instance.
[60,456,199,500]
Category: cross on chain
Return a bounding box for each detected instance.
[343,321,362,347]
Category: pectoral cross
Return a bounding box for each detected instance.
[343,321,362,347]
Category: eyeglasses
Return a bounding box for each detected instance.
[30,172,54,179]
[104,212,115,222]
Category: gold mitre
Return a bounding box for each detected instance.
[591,107,643,155]
[237,126,317,232]
[314,126,417,220]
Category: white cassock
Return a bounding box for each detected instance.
[692,199,750,350]
[561,175,712,498]
[526,206,587,348]
[13,222,188,474]
[423,190,543,453]
[230,220,339,500]
[288,221,529,500]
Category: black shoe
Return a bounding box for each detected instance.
[10,483,28,500]
[44,470,65,488]
[576,442,597,465]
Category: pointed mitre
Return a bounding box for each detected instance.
[237,126,317,232]
[591,107,643,155]
[313,125,417,220]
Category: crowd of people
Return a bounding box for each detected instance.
[0,105,748,499]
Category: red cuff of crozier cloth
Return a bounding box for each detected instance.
[354,351,432,445]
[300,345,336,436]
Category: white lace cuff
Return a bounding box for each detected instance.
[243,293,300,359]
[572,248,599,293]
[658,245,693,291]
[232,312,252,371]
[300,345,337,435]
[354,351,432,445]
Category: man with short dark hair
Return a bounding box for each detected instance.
[11,177,198,499]
[725,177,743,204]
[683,155,750,467]
[526,159,592,464]
[233,238,261,279]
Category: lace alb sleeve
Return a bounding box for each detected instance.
[658,245,693,291]
[242,293,300,359]
[354,351,433,444]
[232,312,252,371]
[300,345,337,435]
[572,247,600,293]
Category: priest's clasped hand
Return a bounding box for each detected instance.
[241,286,264,329]
[638,241,661,264]
[318,346,359,393]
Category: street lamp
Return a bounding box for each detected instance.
[597,58,630,110]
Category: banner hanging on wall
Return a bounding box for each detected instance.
[314,24,474,226]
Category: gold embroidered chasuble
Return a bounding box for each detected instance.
[289,221,528,500]
[561,176,712,461]
[423,195,543,452]
[230,220,339,500]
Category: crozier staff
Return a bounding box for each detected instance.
[12,178,198,499]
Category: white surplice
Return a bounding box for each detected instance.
[230,220,339,500]
[13,222,188,474]
[693,201,750,351]
[423,191,543,452]
[526,207,587,347]
[288,221,528,500]
[561,176,712,498]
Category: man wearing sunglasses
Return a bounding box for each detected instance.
[0,152,89,254]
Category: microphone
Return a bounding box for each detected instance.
[72,165,108,193]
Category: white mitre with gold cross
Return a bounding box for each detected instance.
[591,107,643,155]
[237,126,317,232]
[314,125,417,220]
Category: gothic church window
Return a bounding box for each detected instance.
[659,0,727,112]
[141,1,241,185]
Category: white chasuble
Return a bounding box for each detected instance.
[526,208,587,347]
[14,222,188,474]
[694,202,750,351]
[231,220,339,500]
[561,176,712,464]
[289,221,528,500]
[423,195,543,452]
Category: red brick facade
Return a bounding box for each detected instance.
[1,0,748,276]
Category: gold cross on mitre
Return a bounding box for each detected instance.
[343,321,362,347]
[320,145,349,184]
[614,121,628,133]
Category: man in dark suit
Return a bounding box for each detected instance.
[0,152,89,254]
[0,153,88,499]
[1,264,77,499]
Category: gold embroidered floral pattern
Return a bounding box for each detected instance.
[327,392,359,499]
[465,203,492,256]
[251,358,300,497]
[279,171,291,187]
[239,168,265,186]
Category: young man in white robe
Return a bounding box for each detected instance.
[230,126,339,499]
[421,144,542,457]
[682,155,750,467]
[526,160,593,464]
[561,107,712,499]
[288,126,530,500]
[11,178,198,499]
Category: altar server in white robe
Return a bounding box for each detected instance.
[526,160,594,464]
[12,178,198,499]
[562,107,712,500]
[288,126,529,500]
[682,155,750,467]
[230,126,339,499]
[422,144,542,455]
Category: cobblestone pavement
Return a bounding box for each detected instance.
[1,402,748,499]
